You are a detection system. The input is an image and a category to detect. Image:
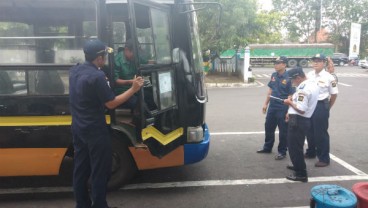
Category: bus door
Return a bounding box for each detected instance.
[128,0,183,157]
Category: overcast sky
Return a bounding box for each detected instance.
[258,0,273,11]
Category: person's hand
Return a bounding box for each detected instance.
[262,104,268,114]
[327,57,335,73]
[285,113,289,122]
[131,76,144,92]
[283,97,292,106]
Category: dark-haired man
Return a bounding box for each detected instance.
[69,39,144,208]
[283,67,319,182]
[257,56,294,160]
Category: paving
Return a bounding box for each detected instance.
[204,73,260,88]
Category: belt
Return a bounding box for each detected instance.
[318,98,329,103]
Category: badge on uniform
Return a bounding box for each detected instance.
[331,81,337,87]
[298,95,304,101]
[282,79,287,85]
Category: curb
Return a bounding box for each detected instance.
[205,82,261,88]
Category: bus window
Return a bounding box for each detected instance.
[0,70,26,95]
[28,70,67,95]
[151,8,171,64]
[0,0,97,64]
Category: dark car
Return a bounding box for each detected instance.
[331,53,349,66]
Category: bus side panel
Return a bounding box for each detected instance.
[184,124,210,165]
[128,146,184,170]
[0,148,67,176]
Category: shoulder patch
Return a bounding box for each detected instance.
[298,95,304,101]
[271,76,276,82]
[331,81,337,87]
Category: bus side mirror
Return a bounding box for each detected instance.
[172,48,180,64]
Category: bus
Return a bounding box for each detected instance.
[0,0,216,190]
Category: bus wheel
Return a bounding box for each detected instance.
[299,59,308,68]
[108,137,137,191]
[288,59,298,68]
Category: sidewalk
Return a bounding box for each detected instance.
[204,73,260,88]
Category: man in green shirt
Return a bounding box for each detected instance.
[114,39,139,109]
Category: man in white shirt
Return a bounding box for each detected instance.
[283,67,319,182]
[305,54,338,167]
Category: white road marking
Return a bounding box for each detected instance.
[1,132,366,196]
[1,175,367,195]
[338,82,352,87]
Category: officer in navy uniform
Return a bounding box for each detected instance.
[257,56,294,160]
[69,39,143,208]
[305,54,338,167]
[283,67,319,182]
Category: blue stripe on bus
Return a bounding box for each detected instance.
[183,124,210,165]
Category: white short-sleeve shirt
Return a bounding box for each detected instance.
[288,79,319,118]
[307,70,338,100]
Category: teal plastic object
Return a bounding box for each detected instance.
[311,184,357,208]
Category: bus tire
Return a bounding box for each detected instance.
[288,59,298,68]
[299,59,308,68]
[107,137,137,191]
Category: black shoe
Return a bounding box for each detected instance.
[286,165,295,170]
[286,174,308,182]
[256,149,271,153]
[315,161,329,167]
[304,153,316,159]
[275,153,286,160]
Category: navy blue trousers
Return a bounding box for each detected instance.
[72,130,112,208]
[263,107,288,155]
[306,101,330,163]
[287,115,310,176]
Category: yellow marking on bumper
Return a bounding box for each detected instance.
[141,126,183,145]
[0,148,67,176]
[0,115,111,126]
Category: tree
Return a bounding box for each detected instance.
[272,0,368,56]
[196,0,283,53]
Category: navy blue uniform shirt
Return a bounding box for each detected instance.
[268,71,294,110]
[69,62,115,133]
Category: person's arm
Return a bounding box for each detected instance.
[326,57,335,74]
[105,76,144,109]
[329,94,337,109]
[262,88,272,114]
[283,97,306,115]
[115,77,134,86]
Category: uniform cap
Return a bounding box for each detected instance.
[83,39,113,60]
[311,53,326,61]
[288,67,304,79]
[273,56,288,64]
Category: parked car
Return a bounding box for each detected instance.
[358,59,368,68]
[331,53,349,66]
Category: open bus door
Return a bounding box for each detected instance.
[127,0,184,157]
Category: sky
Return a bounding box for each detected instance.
[258,0,273,11]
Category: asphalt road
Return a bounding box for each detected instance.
[1,66,368,208]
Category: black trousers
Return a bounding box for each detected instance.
[287,115,311,176]
[72,129,112,208]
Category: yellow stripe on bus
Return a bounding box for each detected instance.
[141,126,183,145]
[0,115,111,126]
[0,148,68,176]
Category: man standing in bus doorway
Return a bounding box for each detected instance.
[257,56,294,160]
[304,54,338,167]
[283,67,319,182]
[69,39,144,208]
[114,39,149,110]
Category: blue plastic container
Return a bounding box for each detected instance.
[311,184,357,208]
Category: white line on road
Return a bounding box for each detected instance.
[1,175,367,195]
[212,131,367,176]
[338,82,352,87]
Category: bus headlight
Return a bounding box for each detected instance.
[187,126,204,143]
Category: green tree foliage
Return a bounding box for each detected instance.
[273,0,368,56]
[196,0,283,53]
